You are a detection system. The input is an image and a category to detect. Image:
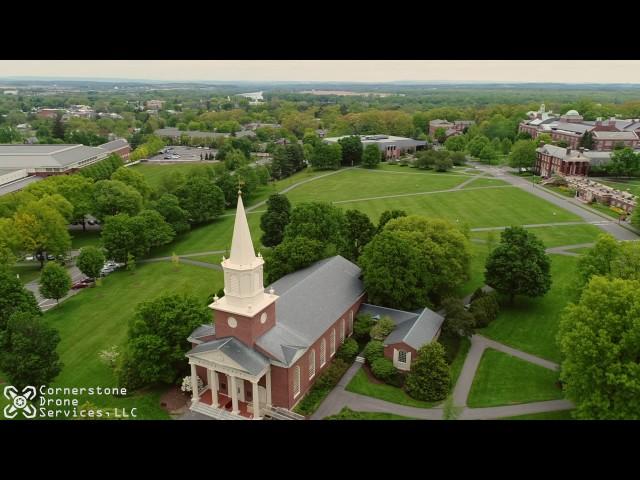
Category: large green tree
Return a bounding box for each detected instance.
[338,135,363,166]
[76,246,105,280]
[284,202,345,254]
[484,226,551,303]
[111,167,152,200]
[260,194,292,247]
[117,294,210,388]
[558,276,640,419]
[608,147,639,177]
[0,311,62,390]
[92,179,143,220]
[176,177,225,224]
[39,261,71,304]
[0,268,40,331]
[310,143,342,170]
[508,139,537,169]
[340,209,376,262]
[362,144,381,169]
[264,236,326,284]
[152,193,190,235]
[404,342,450,402]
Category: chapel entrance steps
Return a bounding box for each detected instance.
[263,406,306,420]
[190,401,247,420]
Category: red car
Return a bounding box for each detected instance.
[72,278,94,289]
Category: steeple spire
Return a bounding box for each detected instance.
[229,191,257,266]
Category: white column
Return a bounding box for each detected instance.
[230,375,239,415]
[252,381,261,419]
[190,363,199,403]
[266,368,272,407]
[208,369,218,407]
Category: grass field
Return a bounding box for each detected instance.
[70,230,102,250]
[20,261,223,420]
[470,223,602,248]
[11,263,41,284]
[130,163,203,189]
[598,177,640,197]
[461,177,509,188]
[325,407,414,420]
[502,410,575,420]
[346,368,440,408]
[481,254,578,362]
[467,349,563,408]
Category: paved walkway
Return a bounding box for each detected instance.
[312,333,573,420]
[473,164,639,241]
[546,243,595,256]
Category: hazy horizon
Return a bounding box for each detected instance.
[1,60,640,84]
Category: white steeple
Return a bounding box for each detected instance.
[211,191,278,317]
[229,192,257,266]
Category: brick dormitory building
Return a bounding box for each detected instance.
[185,193,445,420]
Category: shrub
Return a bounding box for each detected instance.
[469,291,500,328]
[294,358,349,416]
[362,340,384,365]
[370,316,395,341]
[404,342,450,402]
[371,357,396,382]
[353,313,375,343]
[336,337,359,362]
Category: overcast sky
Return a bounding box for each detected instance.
[1,60,640,83]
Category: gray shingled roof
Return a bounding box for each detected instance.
[98,138,129,151]
[0,175,42,196]
[0,144,107,169]
[592,130,638,140]
[551,122,593,134]
[255,256,365,365]
[187,324,216,344]
[154,127,229,139]
[383,308,444,350]
[187,337,269,376]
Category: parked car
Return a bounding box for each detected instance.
[88,220,96,225]
[72,281,90,290]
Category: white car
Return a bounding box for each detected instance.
[171,154,180,159]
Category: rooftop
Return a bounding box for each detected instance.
[0,144,108,169]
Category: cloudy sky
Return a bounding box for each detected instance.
[1,60,640,83]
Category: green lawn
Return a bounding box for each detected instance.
[131,163,202,189]
[29,261,223,420]
[502,410,575,420]
[378,163,473,175]
[332,186,580,228]
[585,201,623,219]
[11,263,41,284]
[471,223,602,248]
[467,349,563,408]
[325,407,414,420]
[70,230,102,250]
[597,177,640,197]
[345,368,440,408]
[481,254,578,362]
[461,177,509,188]
[566,247,591,254]
[455,243,489,298]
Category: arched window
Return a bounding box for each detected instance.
[309,349,316,380]
[293,366,301,398]
[320,339,326,367]
[330,329,336,356]
[349,310,354,335]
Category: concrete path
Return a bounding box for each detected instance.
[470,220,610,232]
[452,173,486,190]
[475,335,558,371]
[546,243,594,256]
[460,400,574,420]
[473,164,639,241]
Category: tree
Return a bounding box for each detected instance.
[362,144,381,168]
[260,194,292,247]
[485,226,551,303]
[404,342,450,402]
[92,179,143,220]
[134,209,175,251]
[117,294,210,388]
[263,236,326,284]
[284,202,345,254]
[101,214,137,264]
[576,234,620,290]
[508,139,537,169]
[340,209,376,263]
[434,127,447,144]
[111,167,152,199]
[450,151,466,166]
[39,261,71,304]
[285,143,305,172]
[478,145,498,164]
[369,316,395,341]
[271,145,292,179]
[608,147,639,177]
[76,246,105,280]
[377,209,407,232]
[310,143,341,170]
[152,193,190,235]
[0,268,40,331]
[579,131,594,150]
[441,297,475,338]
[558,276,640,419]
[224,148,247,171]
[176,177,225,224]
[338,135,363,166]
[466,135,490,157]
[444,135,466,152]
[353,313,375,343]
[13,200,71,268]
[46,175,95,230]
[52,113,66,139]
[0,311,62,390]
[434,156,453,172]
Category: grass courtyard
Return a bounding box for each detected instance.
[2,262,224,420]
[467,349,563,408]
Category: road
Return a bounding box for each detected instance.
[24,264,86,312]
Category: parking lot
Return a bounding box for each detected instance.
[147,145,219,163]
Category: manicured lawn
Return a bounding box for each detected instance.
[377,163,472,175]
[448,337,471,390]
[598,177,640,197]
[325,407,415,420]
[471,223,602,248]
[333,186,580,228]
[131,163,202,189]
[566,247,591,254]
[481,254,578,362]
[502,410,575,420]
[460,177,509,188]
[455,243,489,298]
[11,263,41,284]
[467,349,563,408]
[38,261,224,419]
[70,230,102,250]
[286,168,469,204]
[345,368,439,408]
[585,201,623,219]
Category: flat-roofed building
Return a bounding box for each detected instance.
[428,119,475,139]
[323,134,427,160]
